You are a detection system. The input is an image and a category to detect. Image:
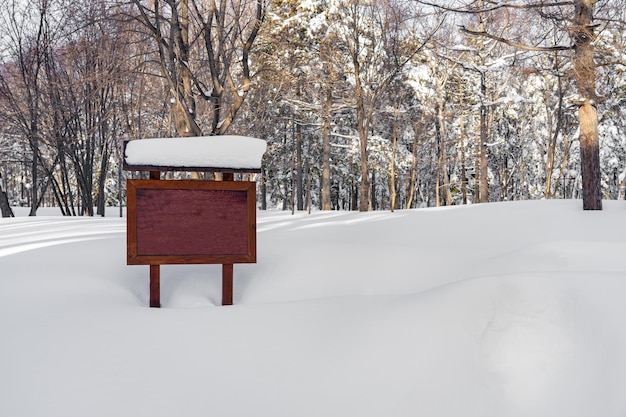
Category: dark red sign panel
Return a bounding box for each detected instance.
[127,179,256,265]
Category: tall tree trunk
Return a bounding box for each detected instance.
[436,97,452,206]
[354,63,370,212]
[96,139,110,216]
[573,0,602,210]
[478,71,489,203]
[349,5,370,212]
[390,123,397,212]
[296,116,304,211]
[544,59,564,199]
[320,40,333,210]
[171,0,198,137]
[406,124,420,209]
[28,134,39,216]
[579,101,601,208]
[459,82,468,205]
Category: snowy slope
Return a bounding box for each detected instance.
[1,200,625,417]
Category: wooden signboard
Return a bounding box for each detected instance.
[123,136,266,308]
[127,179,256,265]
[126,178,257,307]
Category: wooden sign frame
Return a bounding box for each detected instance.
[123,136,266,308]
[127,179,256,266]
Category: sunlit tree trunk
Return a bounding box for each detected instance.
[353,41,371,212]
[320,38,333,210]
[435,93,451,206]
[406,124,420,209]
[573,0,601,210]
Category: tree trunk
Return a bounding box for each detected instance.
[458,79,468,205]
[28,129,42,216]
[296,119,304,211]
[349,7,370,212]
[406,124,420,209]
[544,56,565,199]
[355,70,370,212]
[436,98,452,206]
[0,178,14,218]
[96,132,110,216]
[478,71,489,203]
[390,127,397,212]
[573,0,602,210]
[351,181,358,211]
[260,166,267,210]
[320,40,333,211]
[371,170,378,211]
[579,101,601,209]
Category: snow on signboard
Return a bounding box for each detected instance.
[124,136,267,171]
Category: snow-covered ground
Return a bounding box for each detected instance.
[1,200,625,417]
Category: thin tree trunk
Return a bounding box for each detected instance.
[28,134,39,216]
[554,134,573,196]
[296,119,303,211]
[406,125,420,209]
[478,71,489,203]
[544,62,564,199]
[459,86,468,205]
[356,80,370,211]
[371,170,377,211]
[436,97,452,206]
[390,127,397,212]
[320,40,332,210]
[260,165,267,210]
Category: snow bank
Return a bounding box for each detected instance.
[124,136,267,170]
[1,200,626,417]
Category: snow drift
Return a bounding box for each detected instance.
[1,200,625,417]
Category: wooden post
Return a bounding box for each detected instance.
[149,170,161,308]
[150,265,161,308]
[222,171,234,306]
[222,263,234,305]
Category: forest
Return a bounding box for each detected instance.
[0,0,624,216]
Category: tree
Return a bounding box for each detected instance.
[424,0,609,209]
[0,0,53,215]
[130,0,266,137]
[330,0,432,211]
[572,0,601,209]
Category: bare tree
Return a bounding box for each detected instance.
[421,0,607,209]
[0,0,62,216]
[130,0,265,137]
[331,0,434,211]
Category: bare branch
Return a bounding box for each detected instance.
[417,0,574,14]
[460,26,572,52]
